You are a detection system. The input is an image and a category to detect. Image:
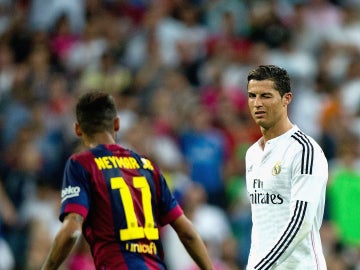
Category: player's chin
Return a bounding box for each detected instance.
[254,118,266,126]
[257,121,272,130]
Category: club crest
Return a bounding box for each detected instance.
[272,161,281,176]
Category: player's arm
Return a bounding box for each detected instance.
[41,213,84,270]
[251,199,315,270]
[0,181,17,225]
[171,214,214,270]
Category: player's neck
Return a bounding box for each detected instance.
[260,119,293,148]
[84,132,116,148]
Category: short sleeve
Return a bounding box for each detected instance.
[59,158,91,221]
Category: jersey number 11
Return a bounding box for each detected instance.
[111,176,159,241]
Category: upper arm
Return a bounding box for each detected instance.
[60,158,91,221]
[290,139,328,231]
[290,145,328,203]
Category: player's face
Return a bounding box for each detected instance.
[247,79,290,130]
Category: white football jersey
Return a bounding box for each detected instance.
[245,126,328,270]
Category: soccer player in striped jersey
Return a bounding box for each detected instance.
[41,91,214,270]
[245,65,328,270]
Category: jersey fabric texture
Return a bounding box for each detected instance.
[245,126,328,270]
[60,144,183,270]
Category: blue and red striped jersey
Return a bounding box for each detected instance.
[60,144,183,269]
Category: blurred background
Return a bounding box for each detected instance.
[0,0,359,269]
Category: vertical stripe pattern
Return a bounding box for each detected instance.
[254,200,308,270]
[291,131,314,174]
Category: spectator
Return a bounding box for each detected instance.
[327,135,360,247]
[179,104,227,207]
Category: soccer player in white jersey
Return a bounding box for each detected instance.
[245,65,328,270]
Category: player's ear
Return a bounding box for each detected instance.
[74,122,83,137]
[114,117,120,132]
[283,92,293,106]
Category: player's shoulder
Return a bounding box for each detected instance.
[289,128,327,163]
[69,148,92,162]
[65,149,95,173]
[290,128,322,151]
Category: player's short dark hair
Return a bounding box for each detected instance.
[76,91,117,136]
[247,65,291,96]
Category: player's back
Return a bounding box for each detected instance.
[61,144,183,269]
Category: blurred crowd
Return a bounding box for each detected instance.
[0,0,359,269]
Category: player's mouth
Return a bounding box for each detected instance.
[254,111,266,118]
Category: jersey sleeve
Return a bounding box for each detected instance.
[250,144,328,270]
[59,157,92,222]
[291,147,328,204]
